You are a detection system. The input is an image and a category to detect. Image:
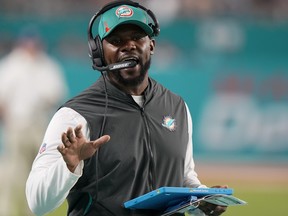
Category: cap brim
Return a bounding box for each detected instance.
[102,20,153,39]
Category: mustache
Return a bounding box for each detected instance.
[111,57,151,87]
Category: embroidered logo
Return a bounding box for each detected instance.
[39,143,47,154]
[162,116,176,131]
[104,21,110,33]
[115,6,134,18]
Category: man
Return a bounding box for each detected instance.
[26,1,227,215]
[0,25,68,216]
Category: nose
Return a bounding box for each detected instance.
[121,39,136,52]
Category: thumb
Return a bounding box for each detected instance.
[92,135,110,149]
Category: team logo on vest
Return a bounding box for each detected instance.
[162,116,176,131]
[115,6,134,18]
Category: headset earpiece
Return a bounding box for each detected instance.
[87,0,160,71]
[88,34,105,70]
[87,13,105,69]
[94,35,105,68]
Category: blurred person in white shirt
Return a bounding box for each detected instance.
[0,25,68,216]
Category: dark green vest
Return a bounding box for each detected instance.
[63,76,189,216]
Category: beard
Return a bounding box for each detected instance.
[110,58,151,88]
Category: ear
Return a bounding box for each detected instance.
[150,38,156,55]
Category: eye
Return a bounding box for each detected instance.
[132,33,146,41]
[110,38,122,46]
[106,36,122,46]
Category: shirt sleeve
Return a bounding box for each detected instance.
[183,103,207,188]
[25,107,88,216]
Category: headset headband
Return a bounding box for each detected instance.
[88,0,160,43]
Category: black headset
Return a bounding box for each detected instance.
[87,0,160,71]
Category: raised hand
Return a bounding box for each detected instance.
[57,124,110,172]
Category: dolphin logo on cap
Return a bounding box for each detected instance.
[116,6,134,18]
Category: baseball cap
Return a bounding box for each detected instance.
[98,4,154,40]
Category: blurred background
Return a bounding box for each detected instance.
[0,0,287,215]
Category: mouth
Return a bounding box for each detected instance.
[108,57,139,71]
[120,56,139,65]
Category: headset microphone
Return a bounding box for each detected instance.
[91,59,138,71]
[107,60,137,71]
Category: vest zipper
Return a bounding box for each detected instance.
[140,107,155,191]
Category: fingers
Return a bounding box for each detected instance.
[67,127,76,143]
[199,202,227,216]
[206,206,227,216]
[61,131,71,148]
[61,125,83,147]
[74,125,83,139]
[211,185,228,189]
[58,125,110,161]
[57,144,66,155]
[92,135,110,148]
[199,185,229,215]
[214,205,227,215]
[58,135,68,156]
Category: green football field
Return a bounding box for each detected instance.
[46,186,288,216]
[223,186,288,216]
[45,163,288,216]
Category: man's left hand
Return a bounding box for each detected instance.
[198,185,228,216]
